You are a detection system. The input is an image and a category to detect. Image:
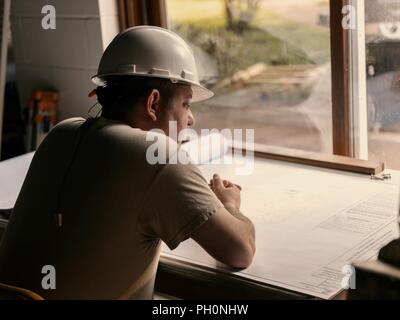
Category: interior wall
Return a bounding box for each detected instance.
[10,0,119,121]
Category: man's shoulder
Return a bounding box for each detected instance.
[39,117,84,143]
[47,117,184,163]
[56,117,86,128]
[51,117,86,134]
[107,125,179,157]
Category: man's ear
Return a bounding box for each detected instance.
[146,89,161,122]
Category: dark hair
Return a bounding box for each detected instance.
[96,76,179,120]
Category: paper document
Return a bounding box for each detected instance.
[162,156,400,299]
[0,153,34,209]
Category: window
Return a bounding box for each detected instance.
[166,0,333,153]
[364,0,400,169]
[117,0,385,173]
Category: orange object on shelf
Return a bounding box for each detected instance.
[34,101,58,125]
[26,90,59,151]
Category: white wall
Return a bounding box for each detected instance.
[10,0,119,120]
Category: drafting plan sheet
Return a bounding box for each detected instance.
[0,152,34,209]
[161,154,400,299]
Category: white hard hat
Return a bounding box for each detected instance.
[92,26,214,103]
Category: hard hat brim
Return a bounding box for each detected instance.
[92,74,214,103]
[191,83,214,103]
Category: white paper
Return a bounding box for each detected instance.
[162,156,400,299]
[0,152,34,209]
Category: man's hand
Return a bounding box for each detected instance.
[191,174,256,269]
[191,173,255,269]
[209,173,241,211]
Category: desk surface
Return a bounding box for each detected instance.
[0,152,399,299]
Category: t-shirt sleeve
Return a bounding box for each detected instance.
[140,161,224,250]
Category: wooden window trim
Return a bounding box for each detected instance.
[232,144,383,175]
[330,0,351,157]
[118,0,167,29]
[146,0,168,28]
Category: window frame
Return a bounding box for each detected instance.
[117,0,167,29]
[348,0,369,160]
[330,0,352,157]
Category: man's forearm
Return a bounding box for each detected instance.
[225,205,253,226]
[224,204,256,253]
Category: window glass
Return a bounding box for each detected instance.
[365,0,400,169]
[167,0,333,153]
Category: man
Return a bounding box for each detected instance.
[0,26,255,299]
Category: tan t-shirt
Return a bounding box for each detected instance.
[0,117,223,299]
